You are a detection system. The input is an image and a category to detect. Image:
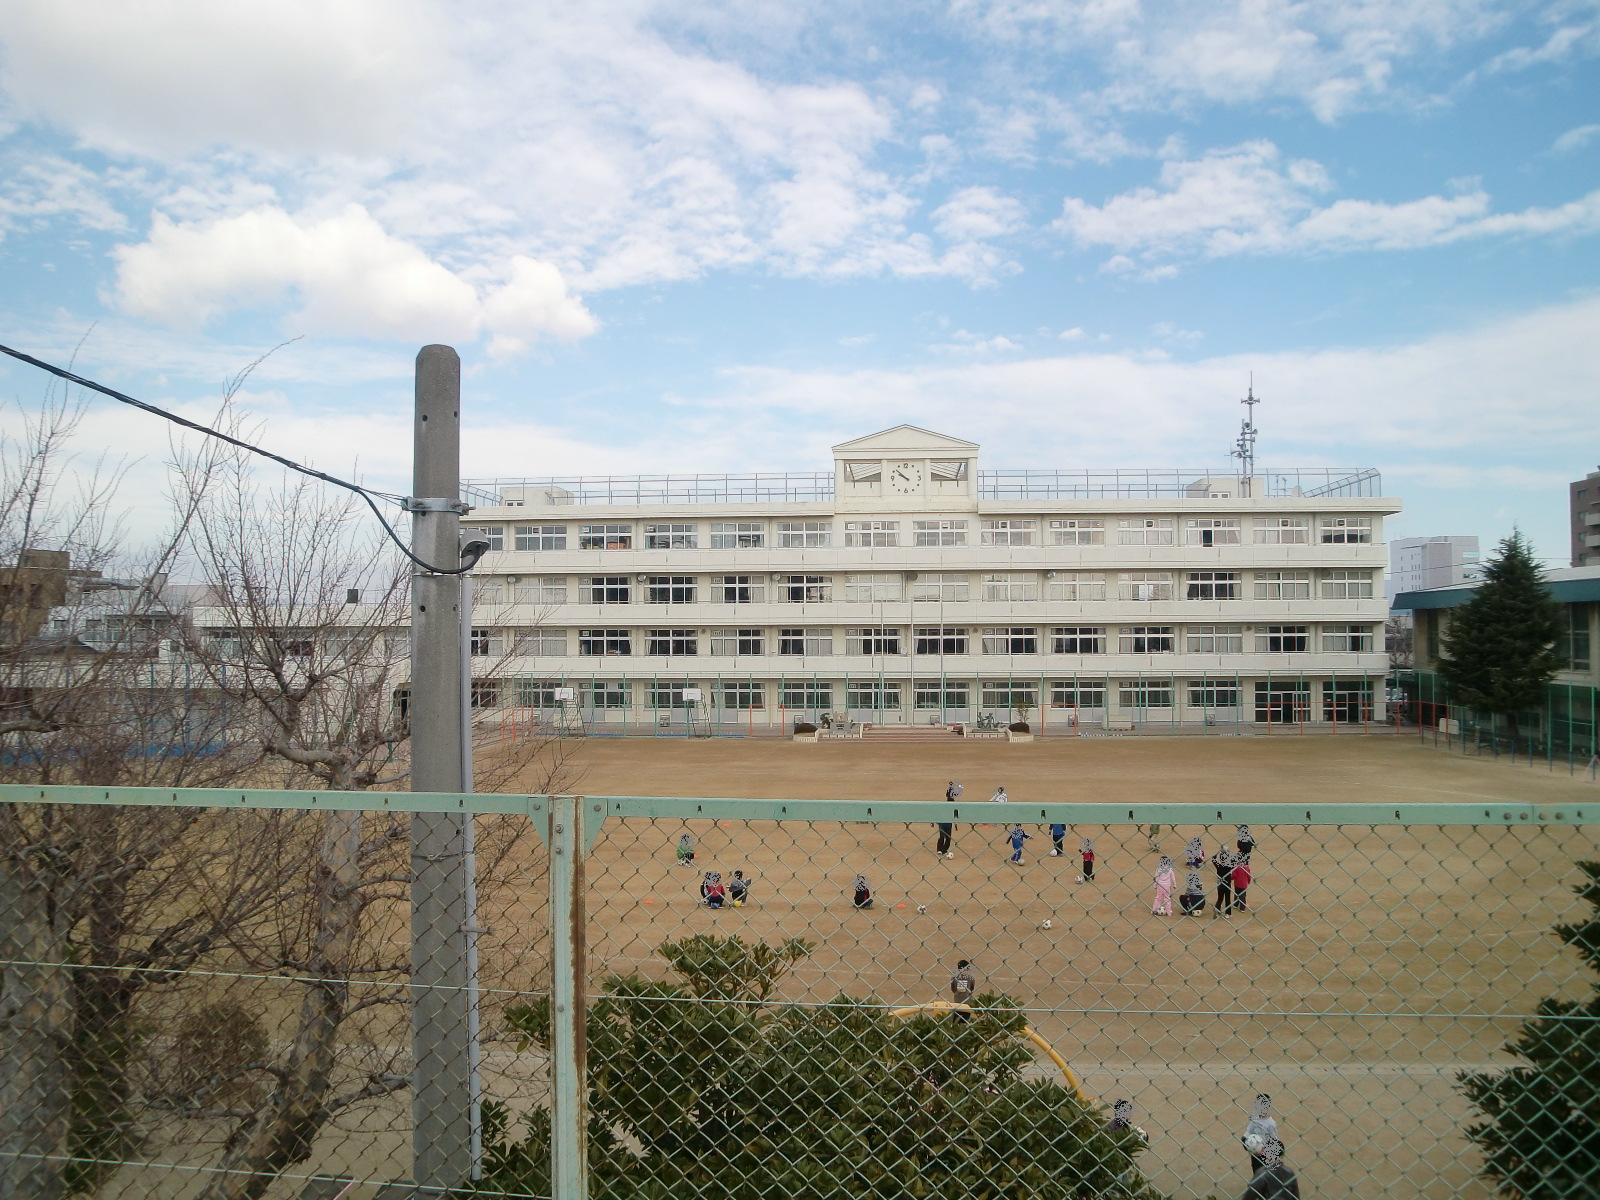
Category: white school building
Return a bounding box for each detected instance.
[460,425,1398,733]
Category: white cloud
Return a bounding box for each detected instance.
[0,153,128,241]
[1057,326,1086,340]
[1552,123,1600,154]
[1485,16,1600,74]
[930,329,1023,355]
[931,186,1027,241]
[1057,140,1600,268]
[112,205,594,349]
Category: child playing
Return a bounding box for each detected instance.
[1049,822,1066,856]
[1080,836,1096,881]
[1180,869,1206,915]
[1152,855,1176,915]
[1185,836,1205,870]
[1231,855,1252,912]
[1212,844,1235,917]
[1004,824,1031,864]
[676,833,695,867]
[852,874,874,909]
[729,869,751,907]
[700,871,726,909]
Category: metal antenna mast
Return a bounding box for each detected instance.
[1232,375,1260,496]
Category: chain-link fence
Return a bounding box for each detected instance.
[3,788,1598,1199]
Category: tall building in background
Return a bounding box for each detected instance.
[1387,536,1480,601]
[457,425,1398,731]
[1572,467,1600,567]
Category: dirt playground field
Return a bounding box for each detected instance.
[494,735,1599,1200]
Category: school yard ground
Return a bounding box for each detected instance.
[494,734,1600,1200]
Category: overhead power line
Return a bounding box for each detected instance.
[0,343,481,575]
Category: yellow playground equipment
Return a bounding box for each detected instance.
[887,1001,1090,1103]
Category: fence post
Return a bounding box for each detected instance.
[548,794,590,1200]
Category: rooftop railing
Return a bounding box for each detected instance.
[460,467,1383,507]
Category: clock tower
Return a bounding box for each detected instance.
[831,426,979,512]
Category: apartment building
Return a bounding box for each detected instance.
[1386,535,1479,601]
[1573,467,1600,568]
[460,426,1399,730]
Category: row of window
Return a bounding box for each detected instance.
[467,515,1376,552]
[475,568,1378,606]
[477,677,1374,720]
[473,622,1379,658]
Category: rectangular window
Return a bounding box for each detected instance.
[1255,681,1311,722]
[845,461,882,483]
[980,519,1037,546]
[1320,516,1373,544]
[470,679,501,710]
[514,578,567,605]
[513,679,563,708]
[469,627,503,657]
[515,524,566,551]
[981,682,1038,709]
[1320,570,1375,600]
[1567,606,1591,671]
[931,460,968,482]
[1258,624,1310,653]
[844,520,899,547]
[710,521,765,549]
[578,628,631,657]
[645,629,697,656]
[1189,680,1241,708]
[645,522,698,550]
[1323,680,1373,722]
[1185,518,1241,547]
[1254,570,1312,600]
[587,576,630,605]
[846,682,900,710]
[1119,680,1173,709]
[1118,625,1175,653]
[913,519,968,546]
[1253,517,1310,545]
[782,575,832,602]
[579,523,632,550]
[466,525,504,552]
[1050,681,1106,710]
[910,572,970,602]
[721,681,764,710]
[780,681,832,709]
[591,681,630,710]
[1116,517,1176,546]
[778,628,833,656]
[982,572,1040,602]
[474,580,505,604]
[914,626,968,654]
[648,682,694,709]
[1120,572,1174,602]
[1049,518,1105,546]
[1321,624,1375,652]
[844,573,903,602]
[1185,625,1243,654]
[1185,570,1240,601]
[719,575,765,604]
[710,627,763,656]
[513,629,567,656]
[846,626,902,655]
[914,682,969,710]
[1051,626,1106,654]
[778,521,832,548]
[981,626,1038,654]
[1045,572,1107,602]
[645,575,696,605]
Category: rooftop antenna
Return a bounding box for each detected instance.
[1231,375,1260,497]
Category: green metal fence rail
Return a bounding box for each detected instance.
[2,785,1598,1199]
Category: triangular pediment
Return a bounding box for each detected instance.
[831,425,979,456]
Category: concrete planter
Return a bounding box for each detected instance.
[1007,730,1034,743]
[792,731,820,743]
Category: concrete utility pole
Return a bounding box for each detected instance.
[409,345,481,1191]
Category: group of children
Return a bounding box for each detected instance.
[1164,827,1256,918]
[676,834,754,909]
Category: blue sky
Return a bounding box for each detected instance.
[1,1,1597,568]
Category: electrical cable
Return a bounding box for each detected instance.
[0,342,482,575]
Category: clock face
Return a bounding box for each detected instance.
[888,461,923,494]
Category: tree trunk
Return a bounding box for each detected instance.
[0,850,72,1200]
[198,811,363,1200]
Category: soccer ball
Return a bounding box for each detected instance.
[916,904,927,914]
[1041,919,1053,930]
[1049,849,1060,856]
[1075,875,1084,883]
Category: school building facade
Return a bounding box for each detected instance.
[460,426,1399,732]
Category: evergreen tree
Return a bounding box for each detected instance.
[1459,861,1600,1198]
[1437,531,1564,739]
[480,934,1163,1200]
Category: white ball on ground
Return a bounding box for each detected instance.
[916,904,927,914]
[1049,849,1059,856]
[1075,875,1084,883]
[1041,918,1053,930]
